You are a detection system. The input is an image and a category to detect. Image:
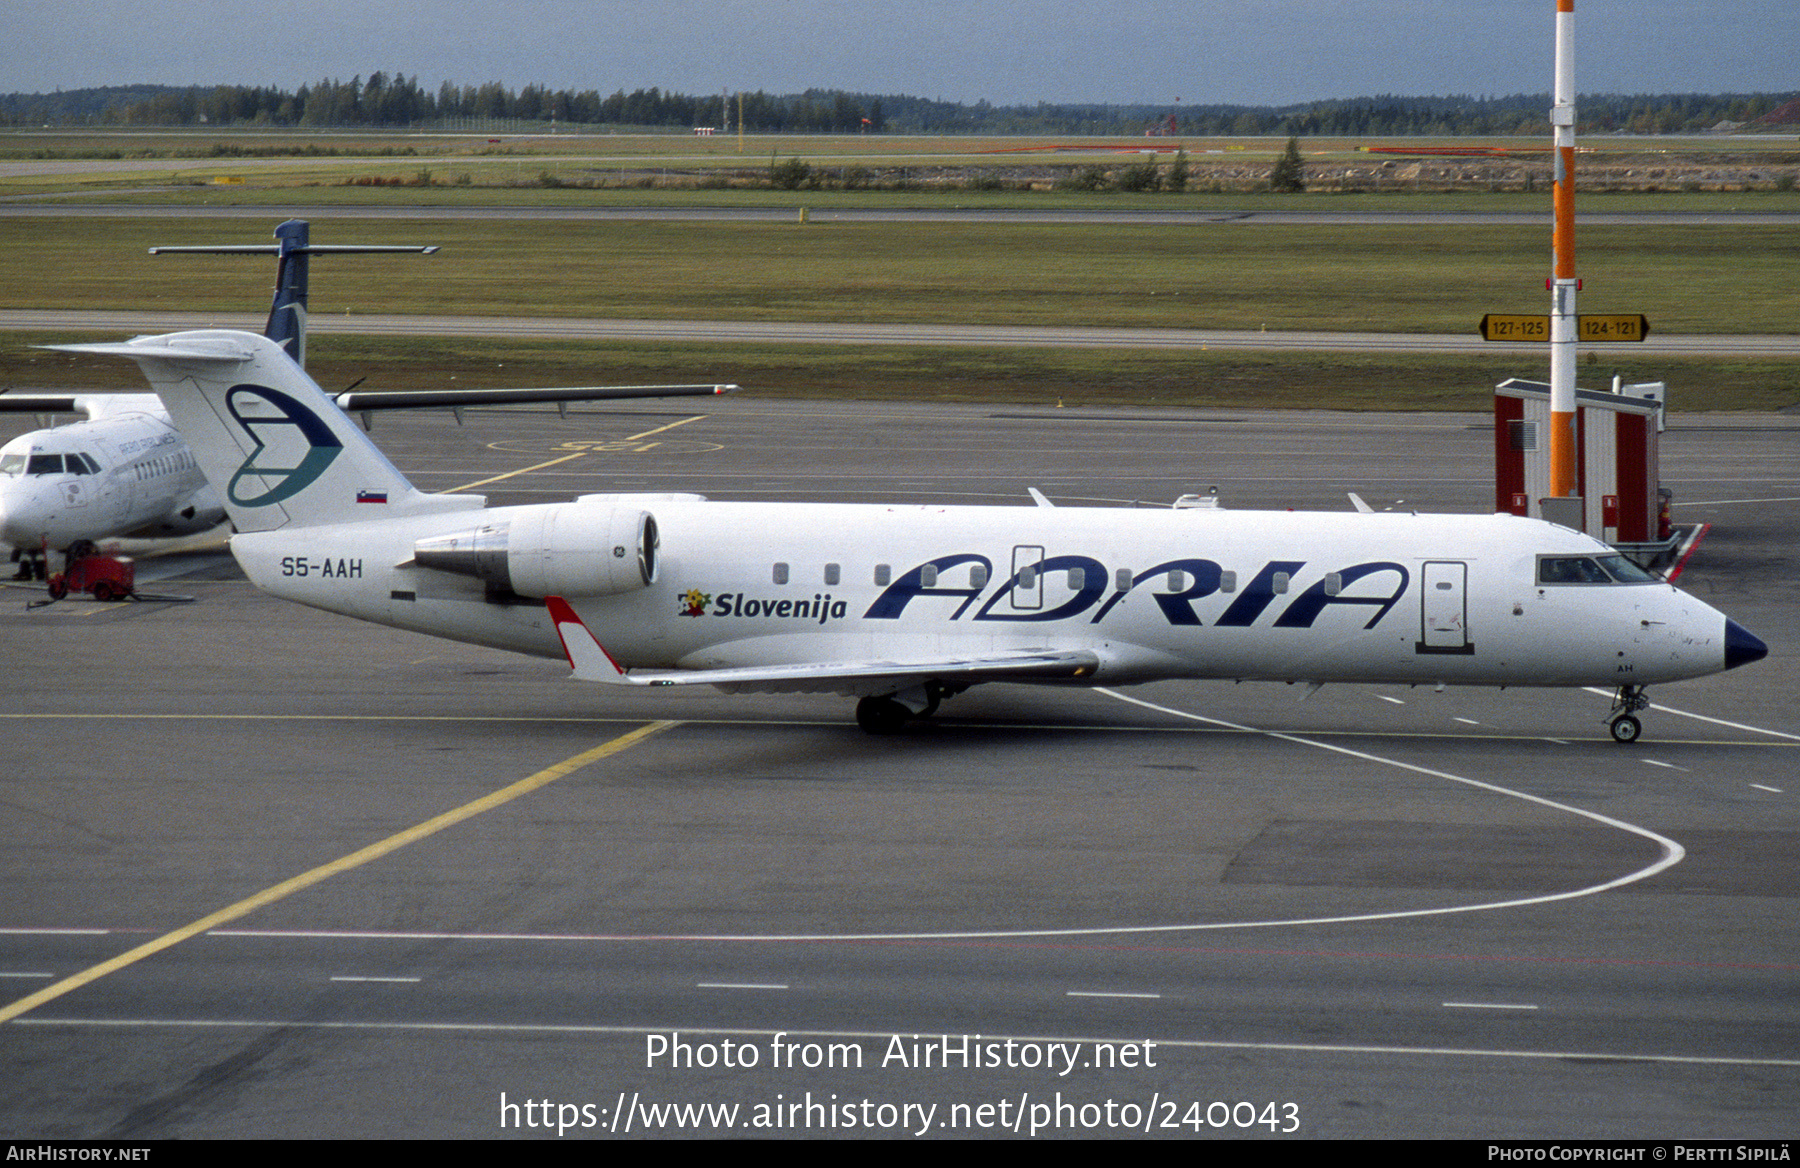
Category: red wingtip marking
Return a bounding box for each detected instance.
[1665,522,1711,583]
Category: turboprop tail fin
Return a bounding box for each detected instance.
[50,330,481,533]
[150,219,438,368]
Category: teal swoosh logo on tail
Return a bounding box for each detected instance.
[225,384,343,507]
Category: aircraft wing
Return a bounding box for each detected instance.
[333,383,737,413]
[34,340,736,424]
[0,390,167,421]
[545,597,1099,694]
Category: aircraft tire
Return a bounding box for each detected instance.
[1609,714,1642,745]
[855,696,911,736]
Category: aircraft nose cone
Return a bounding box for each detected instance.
[0,484,52,550]
[1724,620,1769,670]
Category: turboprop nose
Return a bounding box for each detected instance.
[0,481,61,550]
[1724,620,1769,670]
[0,488,21,548]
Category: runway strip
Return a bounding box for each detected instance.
[0,720,679,1025]
[3,203,1796,227]
[5,308,1796,356]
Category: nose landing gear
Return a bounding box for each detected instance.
[1608,685,1650,744]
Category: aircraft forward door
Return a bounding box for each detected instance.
[1010,545,1045,610]
[1418,560,1473,654]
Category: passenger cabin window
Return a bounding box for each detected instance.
[920,565,938,587]
[1168,569,1187,592]
[1114,568,1132,592]
[1220,571,1237,593]
[823,563,840,586]
[874,564,891,586]
[970,565,988,589]
[772,562,789,585]
[1272,572,1290,594]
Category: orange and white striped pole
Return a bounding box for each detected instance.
[1548,0,1579,500]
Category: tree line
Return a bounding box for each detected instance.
[2,78,1793,136]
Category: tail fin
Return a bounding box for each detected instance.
[149,219,438,369]
[265,218,311,365]
[51,330,481,533]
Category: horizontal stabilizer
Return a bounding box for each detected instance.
[149,244,440,256]
[49,337,256,362]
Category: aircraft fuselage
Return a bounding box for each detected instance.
[230,497,1743,694]
[0,409,221,552]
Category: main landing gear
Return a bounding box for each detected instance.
[854,683,954,735]
[9,546,46,582]
[1608,685,1651,745]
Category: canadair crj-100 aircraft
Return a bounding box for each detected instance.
[60,329,1767,742]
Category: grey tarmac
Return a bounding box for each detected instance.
[1,401,1795,1139]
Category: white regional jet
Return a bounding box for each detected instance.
[2,221,731,576]
[58,329,1768,742]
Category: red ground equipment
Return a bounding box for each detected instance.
[46,540,135,602]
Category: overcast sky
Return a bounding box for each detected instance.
[8,1,1796,107]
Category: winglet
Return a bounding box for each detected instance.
[545,596,641,684]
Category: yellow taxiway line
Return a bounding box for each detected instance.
[0,720,680,1025]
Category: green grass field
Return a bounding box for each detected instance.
[5,216,1797,335]
[11,332,1797,413]
[3,130,1794,411]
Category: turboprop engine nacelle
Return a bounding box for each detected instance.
[413,501,659,598]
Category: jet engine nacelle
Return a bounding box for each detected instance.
[413,502,659,598]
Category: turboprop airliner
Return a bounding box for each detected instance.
[58,329,1768,742]
[3,220,732,576]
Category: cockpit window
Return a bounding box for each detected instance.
[0,453,23,477]
[1538,554,1659,585]
[25,454,65,475]
[1594,554,1659,583]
